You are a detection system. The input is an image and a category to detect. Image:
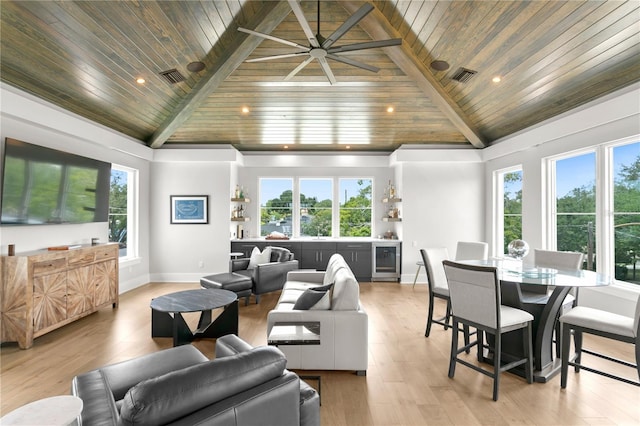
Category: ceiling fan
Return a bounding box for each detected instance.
[238,0,402,84]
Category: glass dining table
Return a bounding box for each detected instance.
[457,258,611,383]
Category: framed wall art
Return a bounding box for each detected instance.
[170,195,209,224]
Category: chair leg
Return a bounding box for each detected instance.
[523,322,533,384]
[561,323,572,388]
[425,293,435,337]
[574,329,583,373]
[477,330,485,363]
[412,265,421,288]
[493,332,501,401]
[463,325,471,354]
[444,299,451,330]
[448,318,459,378]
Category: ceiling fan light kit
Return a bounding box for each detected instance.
[239,0,401,84]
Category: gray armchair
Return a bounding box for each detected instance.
[231,246,299,303]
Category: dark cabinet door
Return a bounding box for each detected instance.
[300,242,336,270]
[231,242,265,258]
[337,242,372,280]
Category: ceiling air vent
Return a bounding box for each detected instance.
[159,68,186,84]
[451,67,477,83]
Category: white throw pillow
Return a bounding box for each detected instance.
[248,246,272,269]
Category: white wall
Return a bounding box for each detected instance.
[392,149,485,283]
[150,148,239,282]
[0,84,153,293]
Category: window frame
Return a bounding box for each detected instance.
[493,165,522,257]
[109,164,138,262]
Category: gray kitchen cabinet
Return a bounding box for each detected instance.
[301,241,337,271]
[337,242,372,280]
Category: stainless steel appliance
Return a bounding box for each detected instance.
[371,241,401,281]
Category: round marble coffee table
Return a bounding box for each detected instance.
[1,395,83,425]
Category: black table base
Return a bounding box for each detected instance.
[152,300,238,346]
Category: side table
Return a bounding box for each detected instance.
[0,395,83,425]
[268,322,322,404]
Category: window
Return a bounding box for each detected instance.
[554,152,596,269]
[299,179,332,237]
[612,142,640,283]
[259,177,372,238]
[339,178,372,237]
[109,165,137,259]
[260,178,293,236]
[548,140,639,284]
[493,167,522,255]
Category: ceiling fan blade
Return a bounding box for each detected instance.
[316,57,337,85]
[246,52,310,63]
[238,27,309,50]
[326,54,379,73]
[321,3,374,49]
[287,0,321,48]
[284,56,315,81]
[328,38,402,54]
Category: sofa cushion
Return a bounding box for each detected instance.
[293,284,333,310]
[323,254,348,286]
[248,246,272,269]
[269,246,292,262]
[119,346,287,426]
[331,268,360,310]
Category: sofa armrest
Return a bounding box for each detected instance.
[231,258,250,272]
[286,270,325,283]
[215,333,254,358]
[253,260,299,295]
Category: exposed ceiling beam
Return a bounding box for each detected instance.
[341,2,487,148]
[148,1,292,149]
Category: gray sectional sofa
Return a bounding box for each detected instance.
[71,334,320,425]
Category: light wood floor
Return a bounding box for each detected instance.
[2,281,639,425]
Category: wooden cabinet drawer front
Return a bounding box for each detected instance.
[68,252,96,267]
[94,247,117,261]
[32,258,67,276]
[337,242,371,250]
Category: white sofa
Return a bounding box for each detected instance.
[267,254,368,375]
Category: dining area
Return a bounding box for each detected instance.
[418,240,640,401]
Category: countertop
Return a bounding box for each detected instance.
[231,237,401,243]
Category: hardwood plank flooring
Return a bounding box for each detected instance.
[2,281,639,424]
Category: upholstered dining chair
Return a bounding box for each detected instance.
[420,248,451,337]
[534,249,584,270]
[443,260,534,401]
[455,241,489,261]
[560,292,640,387]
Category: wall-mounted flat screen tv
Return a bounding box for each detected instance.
[1,138,111,225]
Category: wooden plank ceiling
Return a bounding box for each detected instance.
[1,1,638,152]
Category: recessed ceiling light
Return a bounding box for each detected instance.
[241,106,250,114]
[387,106,394,113]
[492,76,502,83]
[136,78,145,84]
[430,60,450,71]
[346,145,351,149]
[283,145,289,149]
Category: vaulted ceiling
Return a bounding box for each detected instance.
[1,1,638,152]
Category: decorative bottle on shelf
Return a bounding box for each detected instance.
[238,205,244,218]
[239,186,245,199]
[388,180,396,199]
[234,185,240,199]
